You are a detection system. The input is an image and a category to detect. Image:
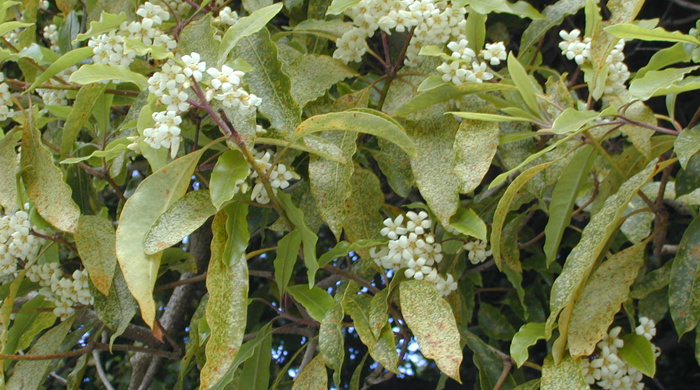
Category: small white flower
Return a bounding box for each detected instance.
[447,39,475,62]
[481,42,507,66]
[181,52,206,82]
[465,61,493,83]
[333,28,369,64]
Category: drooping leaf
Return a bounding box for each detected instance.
[91,267,137,346]
[319,301,345,382]
[274,230,301,297]
[144,190,216,255]
[234,28,301,135]
[619,334,656,377]
[115,149,204,327]
[605,24,700,45]
[209,149,249,210]
[544,145,596,267]
[69,64,148,90]
[568,241,646,357]
[222,201,250,267]
[60,82,108,158]
[675,125,700,169]
[464,330,517,389]
[291,355,328,390]
[400,280,462,382]
[540,353,588,390]
[294,109,417,157]
[0,129,19,210]
[277,192,319,286]
[75,215,117,295]
[239,330,272,390]
[200,212,249,390]
[669,213,700,337]
[21,119,80,233]
[453,113,500,194]
[219,3,284,63]
[507,52,542,115]
[546,162,657,343]
[288,285,335,322]
[510,322,546,367]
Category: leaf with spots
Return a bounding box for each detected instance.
[453,112,500,194]
[342,166,384,245]
[21,119,80,233]
[286,53,358,108]
[0,129,19,210]
[372,138,414,197]
[400,280,462,382]
[291,355,327,390]
[144,190,217,255]
[669,213,700,337]
[568,241,646,358]
[541,353,588,390]
[200,212,249,390]
[319,301,344,382]
[75,215,117,296]
[219,3,283,64]
[60,82,107,158]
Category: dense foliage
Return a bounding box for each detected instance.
[0,0,699,389]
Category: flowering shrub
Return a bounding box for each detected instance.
[0,0,699,389]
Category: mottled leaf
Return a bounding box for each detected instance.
[400,280,462,382]
[209,323,274,390]
[478,303,516,340]
[669,213,700,337]
[21,119,80,233]
[291,355,327,390]
[619,334,656,377]
[60,83,108,158]
[256,135,347,163]
[144,190,216,255]
[541,353,588,390]
[520,0,586,54]
[369,287,390,339]
[92,268,137,346]
[454,114,499,194]
[294,109,417,157]
[568,241,646,357]
[373,138,414,197]
[342,166,384,244]
[511,322,546,367]
[178,14,218,65]
[75,215,117,295]
[116,149,204,326]
[286,53,357,108]
[675,125,700,169]
[222,201,250,267]
[0,130,19,210]
[200,213,249,390]
[319,301,345,381]
[277,192,319,285]
[464,330,516,389]
[394,81,516,117]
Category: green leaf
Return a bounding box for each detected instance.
[541,353,588,390]
[478,303,516,340]
[0,130,19,210]
[60,138,129,164]
[274,230,301,296]
[178,14,219,65]
[550,108,600,134]
[26,46,93,93]
[568,241,646,357]
[200,212,249,390]
[510,322,545,367]
[21,119,80,233]
[209,323,274,390]
[546,162,657,342]
[507,51,542,115]
[60,82,108,158]
[491,161,556,272]
[675,125,700,169]
[288,285,335,322]
[92,267,137,346]
[319,301,345,381]
[605,24,700,45]
[6,317,75,390]
[209,149,249,210]
[449,208,487,241]
[66,355,88,390]
[116,149,204,327]
[239,330,272,390]
[75,215,117,296]
[629,66,700,101]
[400,280,462,382]
[277,192,319,286]
[342,166,384,245]
[405,107,459,226]
[448,111,532,122]
[372,138,414,197]
[465,11,486,52]
[286,53,358,108]
[69,64,148,90]
[669,213,700,337]
[3,296,54,354]
[222,201,250,267]
[326,0,361,15]
[619,334,656,377]
[291,355,327,390]
[544,145,596,267]
[219,3,284,63]
[309,130,356,239]
[74,11,127,42]
[464,330,517,389]
[395,82,516,117]
[453,114,499,194]
[369,287,390,339]
[317,238,386,268]
[620,101,656,158]
[256,135,347,163]
[637,43,690,78]
[0,21,33,38]
[519,0,586,54]
[144,190,217,255]
[294,109,417,157]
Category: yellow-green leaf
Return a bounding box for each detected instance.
[342,166,384,245]
[395,82,517,117]
[0,130,20,210]
[209,149,249,210]
[619,333,656,377]
[511,322,546,367]
[675,125,700,169]
[669,213,700,337]
[75,215,117,296]
[291,355,327,390]
[449,208,487,241]
[26,46,94,93]
[60,82,108,158]
[288,285,335,322]
[541,353,588,390]
[453,114,499,194]
[20,120,80,233]
[74,11,127,42]
[218,3,284,63]
[507,51,542,115]
[69,64,148,90]
[115,149,204,327]
[400,280,462,382]
[200,212,249,390]
[568,241,646,357]
[605,24,700,45]
[274,230,301,296]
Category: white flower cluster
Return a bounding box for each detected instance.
[559,29,630,96]
[0,209,47,276]
[0,72,17,121]
[42,24,59,52]
[205,64,262,112]
[436,38,506,85]
[166,0,192,16]
[26,263,94,320]
[39,0,50,10]
[88,1,176,67]
[213,6,239,28]
[581,319,660,390]
[336,0,468,66]
[250,150,299,204]
[463,239,492,264]
[371,211,458,296]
